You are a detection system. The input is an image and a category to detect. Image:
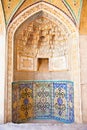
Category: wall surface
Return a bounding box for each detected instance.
[80,35,87,123]
[0,0,5,123]
[0,0,83,123]
[79,0,87,123]
[80,0,87,34]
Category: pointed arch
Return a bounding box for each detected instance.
[5,2,82,123]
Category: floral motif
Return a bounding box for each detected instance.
[12,81,74,123]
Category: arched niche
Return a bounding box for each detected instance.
[5,2,82,123]
[14,11,71,80]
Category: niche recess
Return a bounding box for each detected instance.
[14,11,70,80]
[6,2,81,123]
[38,58,49,72]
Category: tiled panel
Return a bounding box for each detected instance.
[33,81,53,119]
[12,82,34,122]
[12,80,74,123]
[53,81,74,123]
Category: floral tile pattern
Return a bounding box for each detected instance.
[12,80,74,123]
[53,81,74,123]
[33,81,53,119]
[12,82,34,122]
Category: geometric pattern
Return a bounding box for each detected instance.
[12,81,34,123]
[33,81,53,119]
[53,81,74,123]
[12,80,74,123]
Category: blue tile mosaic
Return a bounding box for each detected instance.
[12,80,74,123]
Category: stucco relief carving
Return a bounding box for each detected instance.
[17,55,34,71]
[15,16,69,71]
